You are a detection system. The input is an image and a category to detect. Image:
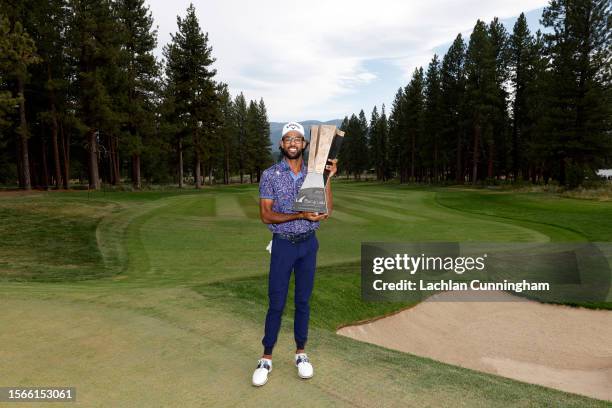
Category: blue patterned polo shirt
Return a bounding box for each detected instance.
[259,159,320,234]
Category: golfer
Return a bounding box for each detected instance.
[252,121,337,387]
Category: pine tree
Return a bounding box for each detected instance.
[541,0,611,187]
[20,0,70,189]
[440,34,467,183]
[509,13,533,180]
[254,98,272,182]
[67,0,122,190]
[524,30,551,182]
[354,110,370,179]
[115,0,159,189]
[0,14,40,189]
[405,68,425,181]
[245,100,259,183]
[337,116,350,178]
[376,104,390,180]
[388,87,411,182]
[487,17,511,180]
[216,83,234,184]
[368,105,380,179]
[424,55,443,181]
[233,93,247,183]
[465,20,497,184]
[163,3,217,189]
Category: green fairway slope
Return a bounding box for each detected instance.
[0,184,610,407]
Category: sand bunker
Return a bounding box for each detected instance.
[337,291,612,401]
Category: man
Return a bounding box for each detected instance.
[252,121,337,387]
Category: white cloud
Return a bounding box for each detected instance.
[146,0,548,121]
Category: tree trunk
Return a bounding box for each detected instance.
[16,135,24,187]
[88,129,100,190]
[178,139,183,188]
[455,132,462,184]
[224,149,230,184]
[132,153,141,189]
[114,137,120,184]
[41,137,49,188]
[410,133,415,182]
[17,78,31,190]
[47,65,63,189]
[472,121,480,185]
[195,153,201,189]
[487,140,494,179]
[434,138,439,182]
[109,136,117,185]
[559,158,566,186]
[60,121,70,189]
[50,106,62,189]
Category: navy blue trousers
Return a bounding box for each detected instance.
[262,233,318,354]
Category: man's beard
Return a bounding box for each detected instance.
[281,146,304,160]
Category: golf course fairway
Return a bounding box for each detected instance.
[1,183,611,407]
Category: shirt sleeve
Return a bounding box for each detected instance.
[259,170,274,199]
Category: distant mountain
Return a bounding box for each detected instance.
[269,119,343,148]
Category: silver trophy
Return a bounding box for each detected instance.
[293,125,345,213]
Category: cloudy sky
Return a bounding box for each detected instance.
[146,0,549,122]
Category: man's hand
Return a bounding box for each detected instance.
[301,212,328,221]
[325,159,338,178]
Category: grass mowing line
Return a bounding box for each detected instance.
[433,192,588,242]
[236,192,261,219]
[333,199,426,222]
[215,193,247,218]
[327,208,369,224]
[96,199,173,277]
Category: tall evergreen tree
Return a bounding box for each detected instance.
[337,115,350,178]
[405,68,425,181]
[0,14,40,189]
[354,110,370,179]
[509,13,533,180]
[424,55,443,181]
[233,92,247,183]
[254,98,272,182]
[524,30,551,182]
[216,83,234,184]
[541,0,611,186]
[21,0,70,189]
[245,99,259,183]
[368,105,381,178]
[487,17,511,179]
[440,34,467,183]
[370,104,391,181]
[115,0,159,189]
[163,3,217,189]
[378,105,391,180]
[67,0,122,190]
[465,20,497,184]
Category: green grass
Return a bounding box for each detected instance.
[203,261,416,332]
[1,183,611,406]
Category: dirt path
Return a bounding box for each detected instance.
[337,290,612,401]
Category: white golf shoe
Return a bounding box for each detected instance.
[295,353,313,379]
[252,358,272,387]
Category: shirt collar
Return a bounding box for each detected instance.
[280,158,307,175]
